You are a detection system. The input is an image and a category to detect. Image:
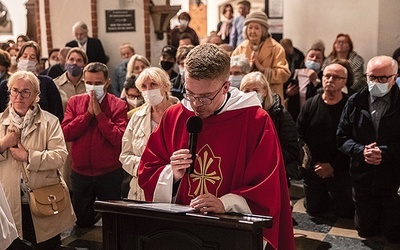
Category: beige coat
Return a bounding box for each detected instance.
[120,97,179,200]
[232,37,291,101]
[0,108,75,243]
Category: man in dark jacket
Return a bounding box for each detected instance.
[337,55,400,243]
[66,21,108,64]
[298,63,354,218]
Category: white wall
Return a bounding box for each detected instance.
[0,0,28,42]
[283,0,400,66]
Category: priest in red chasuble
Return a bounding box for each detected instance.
[138,43,294,250]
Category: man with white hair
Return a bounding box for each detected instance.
[65,21,107,64]
[337,55,400,243]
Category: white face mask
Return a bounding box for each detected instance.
[49,60,58,67]
[10,56,17,66]
[179,66,185,75]
[367,80,390,97]
[85,84,105,101]
[142,88,164,106]
[126,97,144,108]
[229,75,243,89]
[180,20,188,28]
[256,92,264,103]
[18,59,37,72]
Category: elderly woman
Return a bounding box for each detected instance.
[0,41,64,121]
[240,71,300,186]
[232,11,290,101]
[0,71,75,249]
[119,67,179,200]
[323,33,365,91]
[229,54,251,88]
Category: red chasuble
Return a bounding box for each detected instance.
[138,103,294,250]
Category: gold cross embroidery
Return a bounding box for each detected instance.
[190,145,222,196]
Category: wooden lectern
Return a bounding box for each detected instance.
[94,200,272,250]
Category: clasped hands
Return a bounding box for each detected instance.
[1,130,28,162]
[364,142,382,165]
[87,90,102,116]
[170,149,225,213]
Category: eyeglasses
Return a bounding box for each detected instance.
[8,89,32,99]
[365,74,396,83]
[183,82,226,105]
[323,74,346,81]
[127,95,142,99]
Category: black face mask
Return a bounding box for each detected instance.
[160,61,174,71]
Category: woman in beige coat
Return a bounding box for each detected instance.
[119,67,179,200]
[0,71,75,249]
[231,11,290,101]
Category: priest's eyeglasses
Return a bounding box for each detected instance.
[8,89,32,99]
[183,82,226,105]
[365,74,396,83]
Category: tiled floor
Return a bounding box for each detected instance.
[61,181,400,250]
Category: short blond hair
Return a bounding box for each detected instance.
[240,71,273,110]
[8,71,41,103]
[135,67,171,96]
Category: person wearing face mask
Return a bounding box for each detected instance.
[54,48,89,192]
[120,67,179,201]
[61,62,128,228]
[159,45,178,80]
[240,72,300,189]
[337,56,400,243]
[65,21,107,64]
[54,48,88,111]
[285,47,324,121]
[0,41,64,122]
[123,75,145,118]
[170,45,194,100]
[229,55,250,89]
[170,12,199,49]
[39,48,59,76]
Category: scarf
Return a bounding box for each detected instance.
[217,17,233,40]
[9,104,39,143]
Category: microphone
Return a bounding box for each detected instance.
[186,116,203,174]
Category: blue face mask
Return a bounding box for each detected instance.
[305,60,321,71]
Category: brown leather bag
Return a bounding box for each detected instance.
[28,183,68,217]
[21,166,68,217]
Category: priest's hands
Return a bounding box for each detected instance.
[190,193,225,213]
[170,149,192,182]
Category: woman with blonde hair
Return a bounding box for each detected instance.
[126,54,151,79]
[0,71,75,249]
[120,67,179,200]
[240,71,301,186]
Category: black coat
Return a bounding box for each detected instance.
[66,37,107,64]
[268,93,300,168]
[337,85,400,195]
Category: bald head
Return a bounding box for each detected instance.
[322,63,347,94]
[367,56,398,75]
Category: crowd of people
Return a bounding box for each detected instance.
[0,1,400,249]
